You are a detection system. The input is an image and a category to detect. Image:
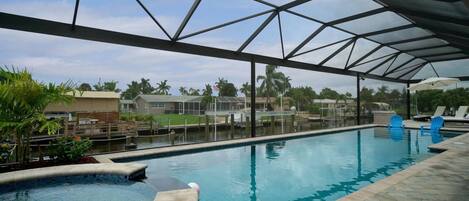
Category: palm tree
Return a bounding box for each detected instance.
[0,67,74,163]
[257,64,285,105]
[188,88,200,96]
[156,80,171,95]
[240,82,251,97]
[179,87,188,95]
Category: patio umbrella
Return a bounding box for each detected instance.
[408,77,460,115]
[408,77,460,92]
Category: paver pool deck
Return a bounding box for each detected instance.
[339,131,469,201]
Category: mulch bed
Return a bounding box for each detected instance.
[0,156,99,173]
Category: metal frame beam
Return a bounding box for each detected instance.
[319,38,355,65]
[346,45,383,69]
[421,51,465,59]
[0,12,411,83]
[364,53,399,74]
[384,35,434,46]
[327,7,387,25]
[285,25,326,58]
[360,24,414,37]
[356,74,361,125]
[381,3,469,27]
[237,11,277,52]
[173,0,201,40]
[292,37,351,58]
[383,57,416,76]
[136,0,172,40]
[71,0,80,30]
[250,60,256,138]
[396,62,428,79]
[179,10,274,40]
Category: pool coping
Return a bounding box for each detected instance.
[338,130,469,201]
[94,124,378,163]
[0,163,147,186]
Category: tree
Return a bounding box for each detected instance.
[140,78,154,94]
[360,87,375,102]
[201,84,213,108]
[215,77,237,97]
[0,67,74,164]
[240,82,251,97]
[78,83,92,91]
[286,86,317,111]
[188,88,200,96]
[179,87,188,95]
[257,64,285,105]
[155,80,171,95]
[319,88,340,99]
[121,81,141,100]
[93,80,120,92]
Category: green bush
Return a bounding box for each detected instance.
[0,143,12,163]
[48,136,92,162]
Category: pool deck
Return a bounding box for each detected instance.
[339,131,469,201]
[0,163,147,185]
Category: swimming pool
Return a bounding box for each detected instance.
[136,127,448,201]
[0,175,156,201]
[0,127,455,201]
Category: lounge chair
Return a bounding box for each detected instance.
[413,106,445,121]
[420,116,444,135]
[443,106,468,123]
[388,115,404,128]
[420,116,445,143]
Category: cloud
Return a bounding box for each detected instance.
[1,0,463,97]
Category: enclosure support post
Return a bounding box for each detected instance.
[251,60,256,137]
[406,82,411,120]
[356,74,361,125]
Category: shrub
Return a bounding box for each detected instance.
[0,143,12,163]
[48,136,92,162]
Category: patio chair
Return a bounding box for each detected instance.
[420,116,444,135]
[442,106,468,123]
[389,127,404,141]
[388,115,404,129]
[413,106,445,121]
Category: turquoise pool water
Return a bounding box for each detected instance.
[0,127,453,201]
[0,175,156,201]
[139,127,445,201]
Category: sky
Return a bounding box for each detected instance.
[1,0,468,96]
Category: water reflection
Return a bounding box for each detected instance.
[249,128,434,201]
[265,141,286,160]
[389,128,404,141]
[250,146,256,201]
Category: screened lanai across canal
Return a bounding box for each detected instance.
[1,0,469,137]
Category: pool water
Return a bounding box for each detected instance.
[139,127,446,201]
[0,175,156,201]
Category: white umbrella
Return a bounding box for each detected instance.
[408,77,460,92]
[408,77,460,115]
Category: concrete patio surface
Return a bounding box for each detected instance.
[339,131,469,201]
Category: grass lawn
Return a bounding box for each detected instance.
[121,113,206,126]
[153,114,205,126]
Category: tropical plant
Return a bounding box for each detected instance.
[179,87,188,95]
[240,82,251,97]
[48,136,92,162]
[0,66,74,163]
[215,78,237,97]
[94,79,120,92]
[188,88,200,96]
[78,83,92,91]
[201,84,213,108]
[156,80,171,95]
[121,81,141,100]
[257,64,286,105]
